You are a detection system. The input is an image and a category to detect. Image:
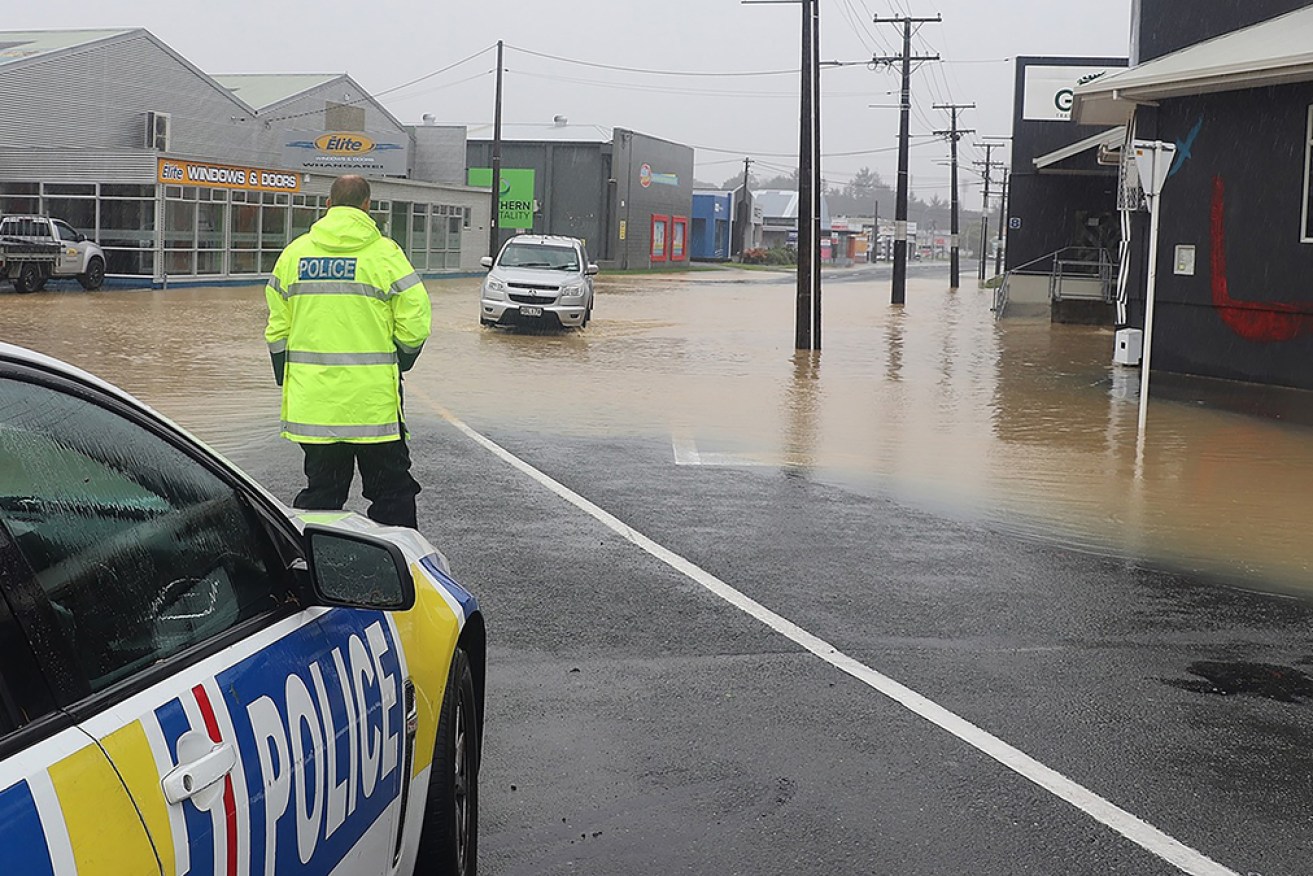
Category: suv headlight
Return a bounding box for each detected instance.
[560,281,585,301]
[484,277,506,298]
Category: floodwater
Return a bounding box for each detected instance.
[4,266,1313,594]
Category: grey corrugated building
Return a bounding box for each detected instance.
[466,121,694,267]
[0,28,488,285]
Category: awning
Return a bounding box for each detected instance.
[1033,126,1126,172]
[1072,6,1313,125]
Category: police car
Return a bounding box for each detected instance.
[0,343,484,875]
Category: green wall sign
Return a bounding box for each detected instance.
[467,167,536,228]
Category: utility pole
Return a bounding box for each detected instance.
[796,0,814,349]
[737,156,754,258]
[873,14,940,306]
[933,102,974,290]
[994,167,1009,277]
[809,0,821,349]
[744,0,821,349]
[488,39,504,259]
[973,142,1002,282]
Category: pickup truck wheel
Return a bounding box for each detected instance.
[78,257,105,291]
[13,262,41,294]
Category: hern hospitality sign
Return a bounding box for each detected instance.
[467,168,536,228]
[1022,65,1114,121]
[281,131,409,176]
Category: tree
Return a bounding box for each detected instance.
[846,166,880,200]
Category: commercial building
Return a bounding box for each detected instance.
[691,191,733,261]
[1069,0,1313,390]
[0,28,489,286]
[466,121,694,267]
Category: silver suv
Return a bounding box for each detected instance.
[479,235,597,329]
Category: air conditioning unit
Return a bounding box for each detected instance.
[145,111,171,152]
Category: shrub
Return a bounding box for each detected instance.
[741,247,769,264]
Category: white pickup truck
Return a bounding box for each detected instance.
[0,215,106,292]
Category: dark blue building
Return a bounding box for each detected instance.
[691,190,733,261]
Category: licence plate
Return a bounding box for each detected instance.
[520,306,544,317]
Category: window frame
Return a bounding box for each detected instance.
[0,360,310,723]
[1303,105,1313,243]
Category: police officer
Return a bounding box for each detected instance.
[264,174,431,529]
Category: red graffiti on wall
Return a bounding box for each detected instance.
[1210,174,1313,342]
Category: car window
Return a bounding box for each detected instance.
[498,243,580,271]
[52,221,77,242]
[0,375,292,694]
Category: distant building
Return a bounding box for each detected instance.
[691,191,733,261]
[755,189,832,253]
[1070,0,1313,390]
[466,122,694,267]
[0,29,488,285]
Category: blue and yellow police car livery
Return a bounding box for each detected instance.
[0,343,484,876]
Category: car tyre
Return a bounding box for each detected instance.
[416,646,479,876]
[78,257,105,291]
[13,262,42,294]
[480,317,495,327]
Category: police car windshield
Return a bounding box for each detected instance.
[499,243,578,271]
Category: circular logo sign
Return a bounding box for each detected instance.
[499,178,513,195]
[639,163,652,188]
[1054,89,1075,113]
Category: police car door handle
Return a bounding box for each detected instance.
[161,733,237,808]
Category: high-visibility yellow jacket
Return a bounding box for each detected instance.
[264,206,431,444]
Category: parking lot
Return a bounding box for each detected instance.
[6,266,1313,874]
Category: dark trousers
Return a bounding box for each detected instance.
[295,436,421,529]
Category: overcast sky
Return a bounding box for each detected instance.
[11,0,1132,204]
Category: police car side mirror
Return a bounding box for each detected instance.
[303,524,416,611]
[479,256,494,270]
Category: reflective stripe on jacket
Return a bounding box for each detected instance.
[264,206,432,444]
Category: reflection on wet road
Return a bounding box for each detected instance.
[5,265,1312,592]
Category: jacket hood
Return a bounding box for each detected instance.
[308,206,381,252]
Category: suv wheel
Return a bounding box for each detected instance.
[78,257,105,291]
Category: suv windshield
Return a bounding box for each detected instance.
[498,243,579,271]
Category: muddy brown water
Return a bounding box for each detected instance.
[5,268,1312,594]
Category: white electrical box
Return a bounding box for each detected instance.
[1114,328,1143,366]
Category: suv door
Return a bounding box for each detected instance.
[0,365,408,875]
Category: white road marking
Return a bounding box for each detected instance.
[424,399,1240,876]
[671,432,770,467]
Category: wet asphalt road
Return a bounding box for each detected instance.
[10,263,1311,874]
[236,378,1313,875]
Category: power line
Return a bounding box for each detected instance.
[504,44,798,78]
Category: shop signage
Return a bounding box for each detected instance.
[467,167,536,227]
[157,158,301,192]
[281,130,409,176]
[1022,65,1112,121]
[639,163,679,188]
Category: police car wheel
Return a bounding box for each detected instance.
[418,646,479,875]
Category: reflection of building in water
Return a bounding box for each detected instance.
[0,28,488,286]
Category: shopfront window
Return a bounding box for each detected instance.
[447,215,462,268]
[410,205,428,270]
[165,198,197,276]
[0,182,39,215]
[100,192,156,277]
[260,194,288,274]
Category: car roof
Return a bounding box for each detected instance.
[505,235,581,247]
